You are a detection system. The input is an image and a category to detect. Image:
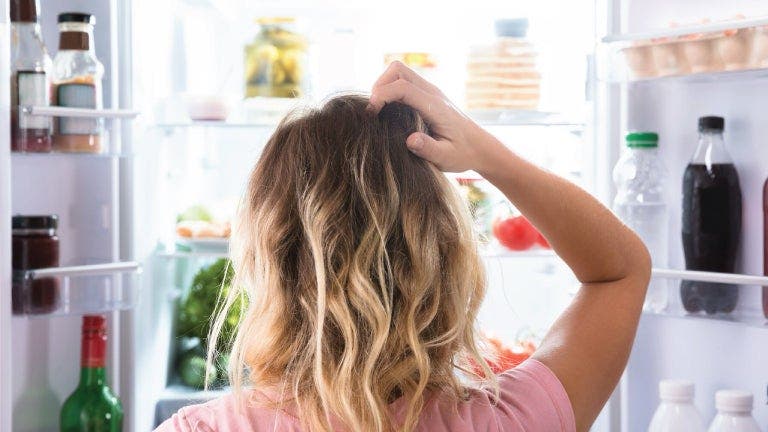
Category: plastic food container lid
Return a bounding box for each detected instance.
[12,215,58,231]
[625,131,659,148]
[659,379,695,402]
[495,18,529,38]
[715,390,753,413]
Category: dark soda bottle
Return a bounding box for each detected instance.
[681,116,742,314]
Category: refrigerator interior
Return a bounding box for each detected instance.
[130,0,595,430]
[600,0,768,430]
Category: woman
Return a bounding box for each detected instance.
[158,62,650,432]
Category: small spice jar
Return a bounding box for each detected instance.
[12,215,60,314]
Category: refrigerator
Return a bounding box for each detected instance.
[1,0,768,431]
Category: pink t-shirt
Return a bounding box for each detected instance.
[156,359,575,432]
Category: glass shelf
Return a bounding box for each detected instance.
[481,248,557,259]
[152,110,585,131]
[469,109,585,128]
[158,248,557,261]
[154,121,277,130]
[11,151,131,159]
[22,106,139,119]
[157,250,229,260]
[13,262,142,317]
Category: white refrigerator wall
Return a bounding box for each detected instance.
[612,0,768,429]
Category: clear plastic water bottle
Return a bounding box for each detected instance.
[613,131,669,312]
[707,390,762,432]
[648,380,705,432]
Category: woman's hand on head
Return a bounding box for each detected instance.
[368,61,503,173]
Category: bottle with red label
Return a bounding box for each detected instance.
[60,315,123,432]
[10,0,52,152]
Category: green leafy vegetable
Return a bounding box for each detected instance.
[176,258,245,354]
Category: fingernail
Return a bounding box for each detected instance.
[409,135,423,151]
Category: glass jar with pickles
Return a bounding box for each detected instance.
[244,17,308,98]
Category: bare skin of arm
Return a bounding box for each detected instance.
[369,61,651,432]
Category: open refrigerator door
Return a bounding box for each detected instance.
[597,0,768,429]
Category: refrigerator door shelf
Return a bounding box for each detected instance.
[598,18,768,83]
[652,268,768,286]
[644,268,768,328]
[21,106,139,119]
[12,262,141,317]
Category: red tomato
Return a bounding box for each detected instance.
[536,231,550,249]
[492,216,538,251]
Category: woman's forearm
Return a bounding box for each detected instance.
[475,133,648,284]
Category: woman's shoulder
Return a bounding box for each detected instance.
[416,359,576,432]
[153,391,302,432]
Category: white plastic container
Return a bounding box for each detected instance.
[706,390,762,432]
[648,380,705,432]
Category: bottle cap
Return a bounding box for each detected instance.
[495,18,529,38]
[83,315,107,332]
[10,0,39,22]
[58,12,95,25]
[625,131,658,148]
[698,116,724,132]
[659,380,695,402]
[12,215,58,231]
[715,389,753,413]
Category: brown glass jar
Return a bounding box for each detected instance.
[12,215,60,314]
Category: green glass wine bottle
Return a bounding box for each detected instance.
[60,315,123,432]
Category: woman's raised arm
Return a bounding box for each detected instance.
[370,61,651,432]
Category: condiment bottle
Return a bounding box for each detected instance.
[52,12,105,153]
[11,215,60,314]
[10,0,52,153]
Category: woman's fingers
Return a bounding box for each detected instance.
[406,132,451,170]
[371,61,442,97]
[369,79,445,124]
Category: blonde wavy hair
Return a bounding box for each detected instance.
[208,94,494,431]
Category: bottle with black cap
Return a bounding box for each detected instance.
[681,116,742,315]
[52,12,105,154]
[10,0,52,153]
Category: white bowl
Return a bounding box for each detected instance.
[184,94,232,122]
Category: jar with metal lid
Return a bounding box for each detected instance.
[244,17,308,98]
[12,215,60,314]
